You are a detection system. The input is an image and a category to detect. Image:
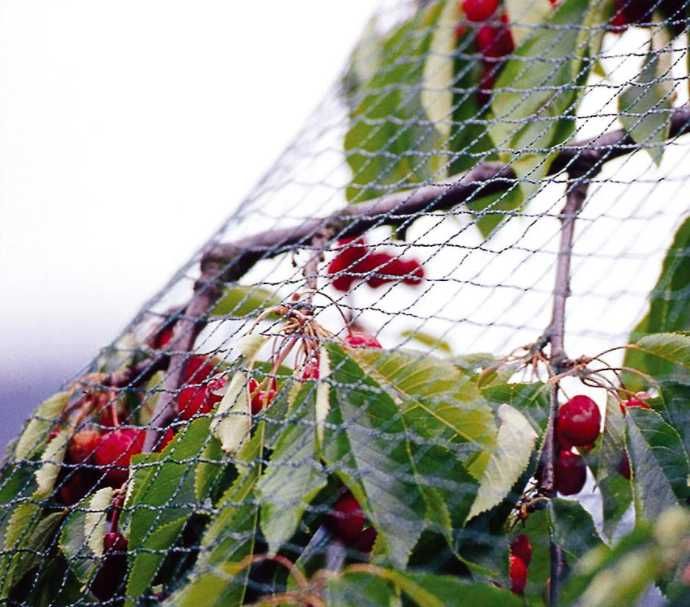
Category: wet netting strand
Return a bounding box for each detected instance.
[2,1,690,606]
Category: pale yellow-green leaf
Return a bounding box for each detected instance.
[34,429,69,497]
[466,404,536,521]
[15,391,69,460]
[421,0,461,140]
[212,371,252,455]
[84,487,114,556]
[505,0,553,48]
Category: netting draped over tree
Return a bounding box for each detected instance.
[2,0,690,605]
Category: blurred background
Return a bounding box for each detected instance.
[0,1,379,448]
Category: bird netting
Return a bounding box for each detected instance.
[2,1,690,605]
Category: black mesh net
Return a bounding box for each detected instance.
[2,1,690,605]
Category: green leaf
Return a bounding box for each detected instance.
[326,571,397,607]
[627,408,688,514]
[505,0,553,48]
[0,463,36,547]
[125,418,213,604]
[1,507,64,598]
[210,285,280,318]
[58,487,112,586]
[490,0,593,200]
[194,435,225,502]
[330,568,523,607]
[257,384,327,554]
[125,516,188,606]
[626,409,681,521]
[624,217,690,388]
[421,0,461,141]
[34,428,69,498]
[174,428,266,607]
[400,329,453,354]
[481,382,549,431]
[618,26,673,166]
[342,17,383,108]
[657,380,690,459]
[344,3,445,202]
[550,498,602,561]
[323,344,429,567]
[466,404,536,521]
[633,332,690,372]
[349,347,491,530]
[353,348,496,454]
[14,391,69,460]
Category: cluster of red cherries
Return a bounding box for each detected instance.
[460,0,516,104]
[327,237,424,292]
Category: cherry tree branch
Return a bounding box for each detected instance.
[141,105,690,451]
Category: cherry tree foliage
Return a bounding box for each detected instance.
[2,1,690,605]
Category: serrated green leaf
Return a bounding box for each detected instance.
[550,498,602,561]
[633,332,690,372]
[626,410,680,521]
[627,408,689,509]
[400,329,452,354]
[194,435,225,502]
[618,26,673,166]
[481,382,549,431]
[210,285,280,318]
[624,217,690,388]
[15,392,69,460]
[1,507,63,598]
[344,3,445,202]
[257,384,327,554]
[466,404,536,521]
[353,348,496,453]
[125,515,187,607]
[59,495,102,586]
[326,571,397,607]
[490,0,593,200]
[323,344,428,567]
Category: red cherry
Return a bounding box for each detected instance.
[510,534,532,566]
[462,0,499,22]
[556,395,601,447]
[248,377,278,414]
[328,238,368,292]
[67,429,102,464]
[359,252,397,288]
[619,396,650,415]
[398,258,425,285]
[355,526,378,553]
[329,493,367,544]
[476,16,514,60]
[94,428,145,487]
[301,358,320,381]
[617,453,631,480]
[345,331,382,349]
[181,355,216,384]
[555,449,587,496]
[509,555,528,595]
[152,324,175,349]
[58,473,94,506]
[178,376,226,420]
[104,531,128,553]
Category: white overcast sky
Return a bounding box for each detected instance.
[0,1,379,443]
